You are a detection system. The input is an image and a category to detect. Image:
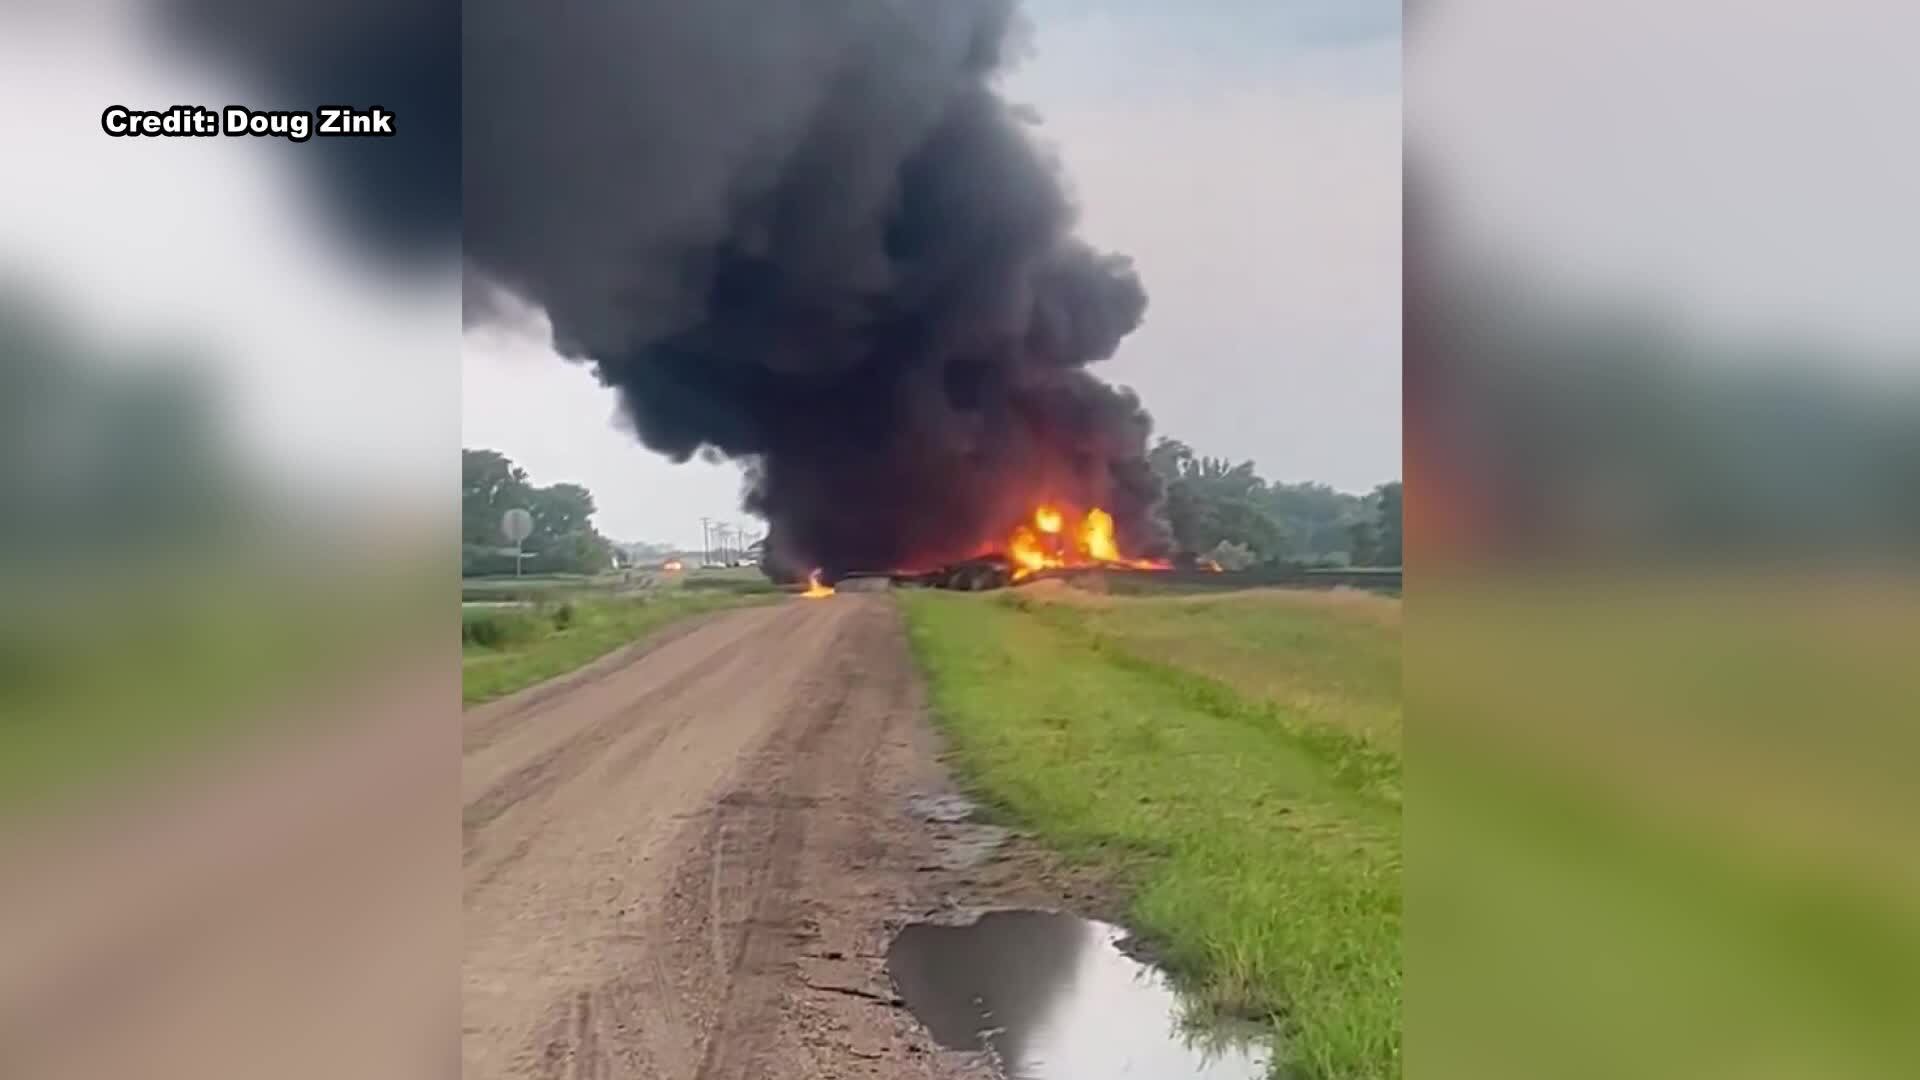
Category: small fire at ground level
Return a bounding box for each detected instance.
[800,570,836,598]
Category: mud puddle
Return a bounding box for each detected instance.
[886,909,1272,1079]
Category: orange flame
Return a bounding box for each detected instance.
[1079,507,1120,562]
[801,569,835,598]
[1003,504,1169,578]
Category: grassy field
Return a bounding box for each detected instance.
[901,582,1402,1080]
[460,574,614,604]
[461,588,774,705]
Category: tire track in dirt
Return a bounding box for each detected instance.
[465,594,1017,1080]
[461,604,797,881]
[463,598,857,1079]
[464,610,731,755]
[634,598,996,1080]
[689,661,851,1080]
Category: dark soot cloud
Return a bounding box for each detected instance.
[463,0,1165,577]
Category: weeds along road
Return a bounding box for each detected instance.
[463,593,976,1080]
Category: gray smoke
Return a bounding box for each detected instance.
[464,0,1165,579]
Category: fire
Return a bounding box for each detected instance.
[1005,505,1168,580]
[1007,525,1050,578]
[1079,507,1120,562]
[800,569,835,598]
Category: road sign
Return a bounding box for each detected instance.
[501,509,534,576]
[501,508,533,543]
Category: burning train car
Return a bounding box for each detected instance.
[803,504,1220,592]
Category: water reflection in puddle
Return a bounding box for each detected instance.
[887,909,1272,1079]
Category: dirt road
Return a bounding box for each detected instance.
[464,594,1014,1080]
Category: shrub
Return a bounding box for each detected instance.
[461,609,543,649]
[681,577,781,595]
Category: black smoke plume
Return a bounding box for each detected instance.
[464,0,1167,579]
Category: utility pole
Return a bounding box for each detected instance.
[700,517,712,567]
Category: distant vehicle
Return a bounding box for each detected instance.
[662,559,684,571]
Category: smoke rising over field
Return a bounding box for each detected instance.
[462,0,1166,578]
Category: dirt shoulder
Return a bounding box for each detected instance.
[463,592,1095,1080]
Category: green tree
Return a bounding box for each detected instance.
[1349,482,1402,566]
[1146,438,1292,561]
[527,482,595,544]
[1147,437,1195,482]
[1144,436,1396,565]
[461,450,615,575]
[1262,481,1369,559]
[462,449,530,546]
[1373,482,1403,566]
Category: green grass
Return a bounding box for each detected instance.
[677,574,784,595]
[1026,586,1403,754]
[461,591,773,704]
[901,585,1401,1080]
[462,573,604,589]
[461,572,636,604]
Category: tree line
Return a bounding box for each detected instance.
[462,449,616,576]
[463,441,1401,577]
[1149,438,1401,569]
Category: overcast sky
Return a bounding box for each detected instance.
[462,0,1403,547]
